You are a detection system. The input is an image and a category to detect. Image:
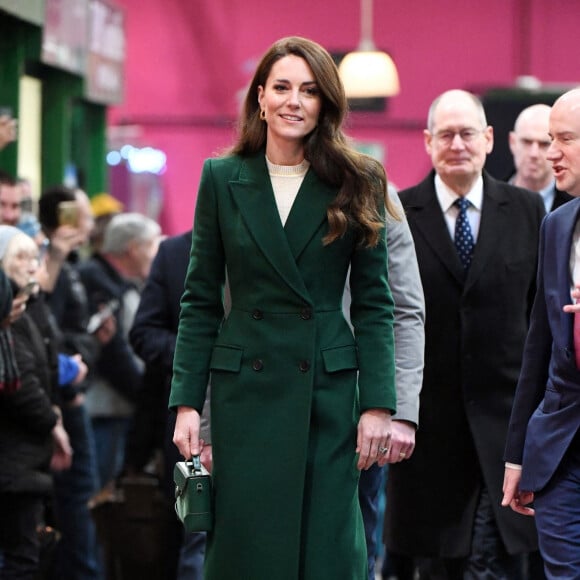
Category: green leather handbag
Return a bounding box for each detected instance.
[174,456,213,533]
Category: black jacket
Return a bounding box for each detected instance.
[78,253,143,403]
[0,294,59,494]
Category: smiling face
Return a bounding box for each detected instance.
[547,89,580,197]
[257,54,321,162]
[424,90,493,194]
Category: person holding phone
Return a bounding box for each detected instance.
[38,185,115,580]
[0,225,72,579]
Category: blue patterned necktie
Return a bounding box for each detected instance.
[454,197,475,269]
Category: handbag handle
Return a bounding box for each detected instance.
[190,455,203,476]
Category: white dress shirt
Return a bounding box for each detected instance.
[434,174,484,242]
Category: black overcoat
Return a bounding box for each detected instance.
[386,171,544,557]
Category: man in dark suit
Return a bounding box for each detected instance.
[385,89,545,579]
[508,103,573,212]
[129,231,210,580]
[503,87,580,578]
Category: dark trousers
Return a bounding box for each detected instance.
[464,485,524,580]
[534,439,580,579]
[0,493,43,579]
[52,402,101,580]
[395,486,528,580]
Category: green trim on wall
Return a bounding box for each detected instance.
[0,11,108,195]
[0,14,41,175]
[41,67,82,189]
[72,101,108,195]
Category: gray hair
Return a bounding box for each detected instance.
[426,89,488,132]
[101,212,160,255]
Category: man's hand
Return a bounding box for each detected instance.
[384,420,416,464]
[502,465,535,516]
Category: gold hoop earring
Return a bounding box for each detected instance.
[260,109,266,121]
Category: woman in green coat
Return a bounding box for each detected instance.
[170,36,397,580]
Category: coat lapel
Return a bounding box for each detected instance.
[408,174,465,286]
[463,173,511,293]
[228,153,312,303]
[284,168,337,261]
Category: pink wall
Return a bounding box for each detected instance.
[108,0,580,235]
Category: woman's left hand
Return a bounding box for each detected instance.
[356,408,392,470]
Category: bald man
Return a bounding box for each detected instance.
[509,104,572,212]
[385,89,544,580]
[503,87,580,578]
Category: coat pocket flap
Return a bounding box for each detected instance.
[321,345,358,373]
[209,345,243,372]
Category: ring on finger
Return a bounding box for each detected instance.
[378,446,389,455]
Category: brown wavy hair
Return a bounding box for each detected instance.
[229,36,399,247]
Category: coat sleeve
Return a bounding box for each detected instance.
[504,216,552,463]
[3,316,58,435]
[349,202,397,413]
[385,189,425,426]
[170,159,226,412]
[130,241,179,372]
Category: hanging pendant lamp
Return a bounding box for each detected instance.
[338,0,400,98]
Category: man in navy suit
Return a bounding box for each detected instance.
[503,87,580,578]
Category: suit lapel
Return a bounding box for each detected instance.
[228,153,312,302]
[284,168,336,261]
[409,175,465,286]
[556,198,580,341]
[463,174,511,293]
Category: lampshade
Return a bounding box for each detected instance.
[339,50,400,98]
[338,0,400,99]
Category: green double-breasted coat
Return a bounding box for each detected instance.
[170,152,396,580]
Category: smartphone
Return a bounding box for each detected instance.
[16,280,38,299]
[57,201,80,227]
[86,298,120,334]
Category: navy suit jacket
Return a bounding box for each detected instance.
[505,197,580,492]
[551,187,574,211]
[130,231,192,372]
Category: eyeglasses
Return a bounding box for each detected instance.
[432,128,485,146]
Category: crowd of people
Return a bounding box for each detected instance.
[1,35,580,580]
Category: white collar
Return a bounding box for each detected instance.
[435,174,484,213]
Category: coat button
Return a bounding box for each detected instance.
[300,308,312,320]
[252,309,263,320]
[252,359,264,371]
[299,360,310,372]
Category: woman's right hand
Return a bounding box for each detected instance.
[4,294,28,326]
[173,406,201,459]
